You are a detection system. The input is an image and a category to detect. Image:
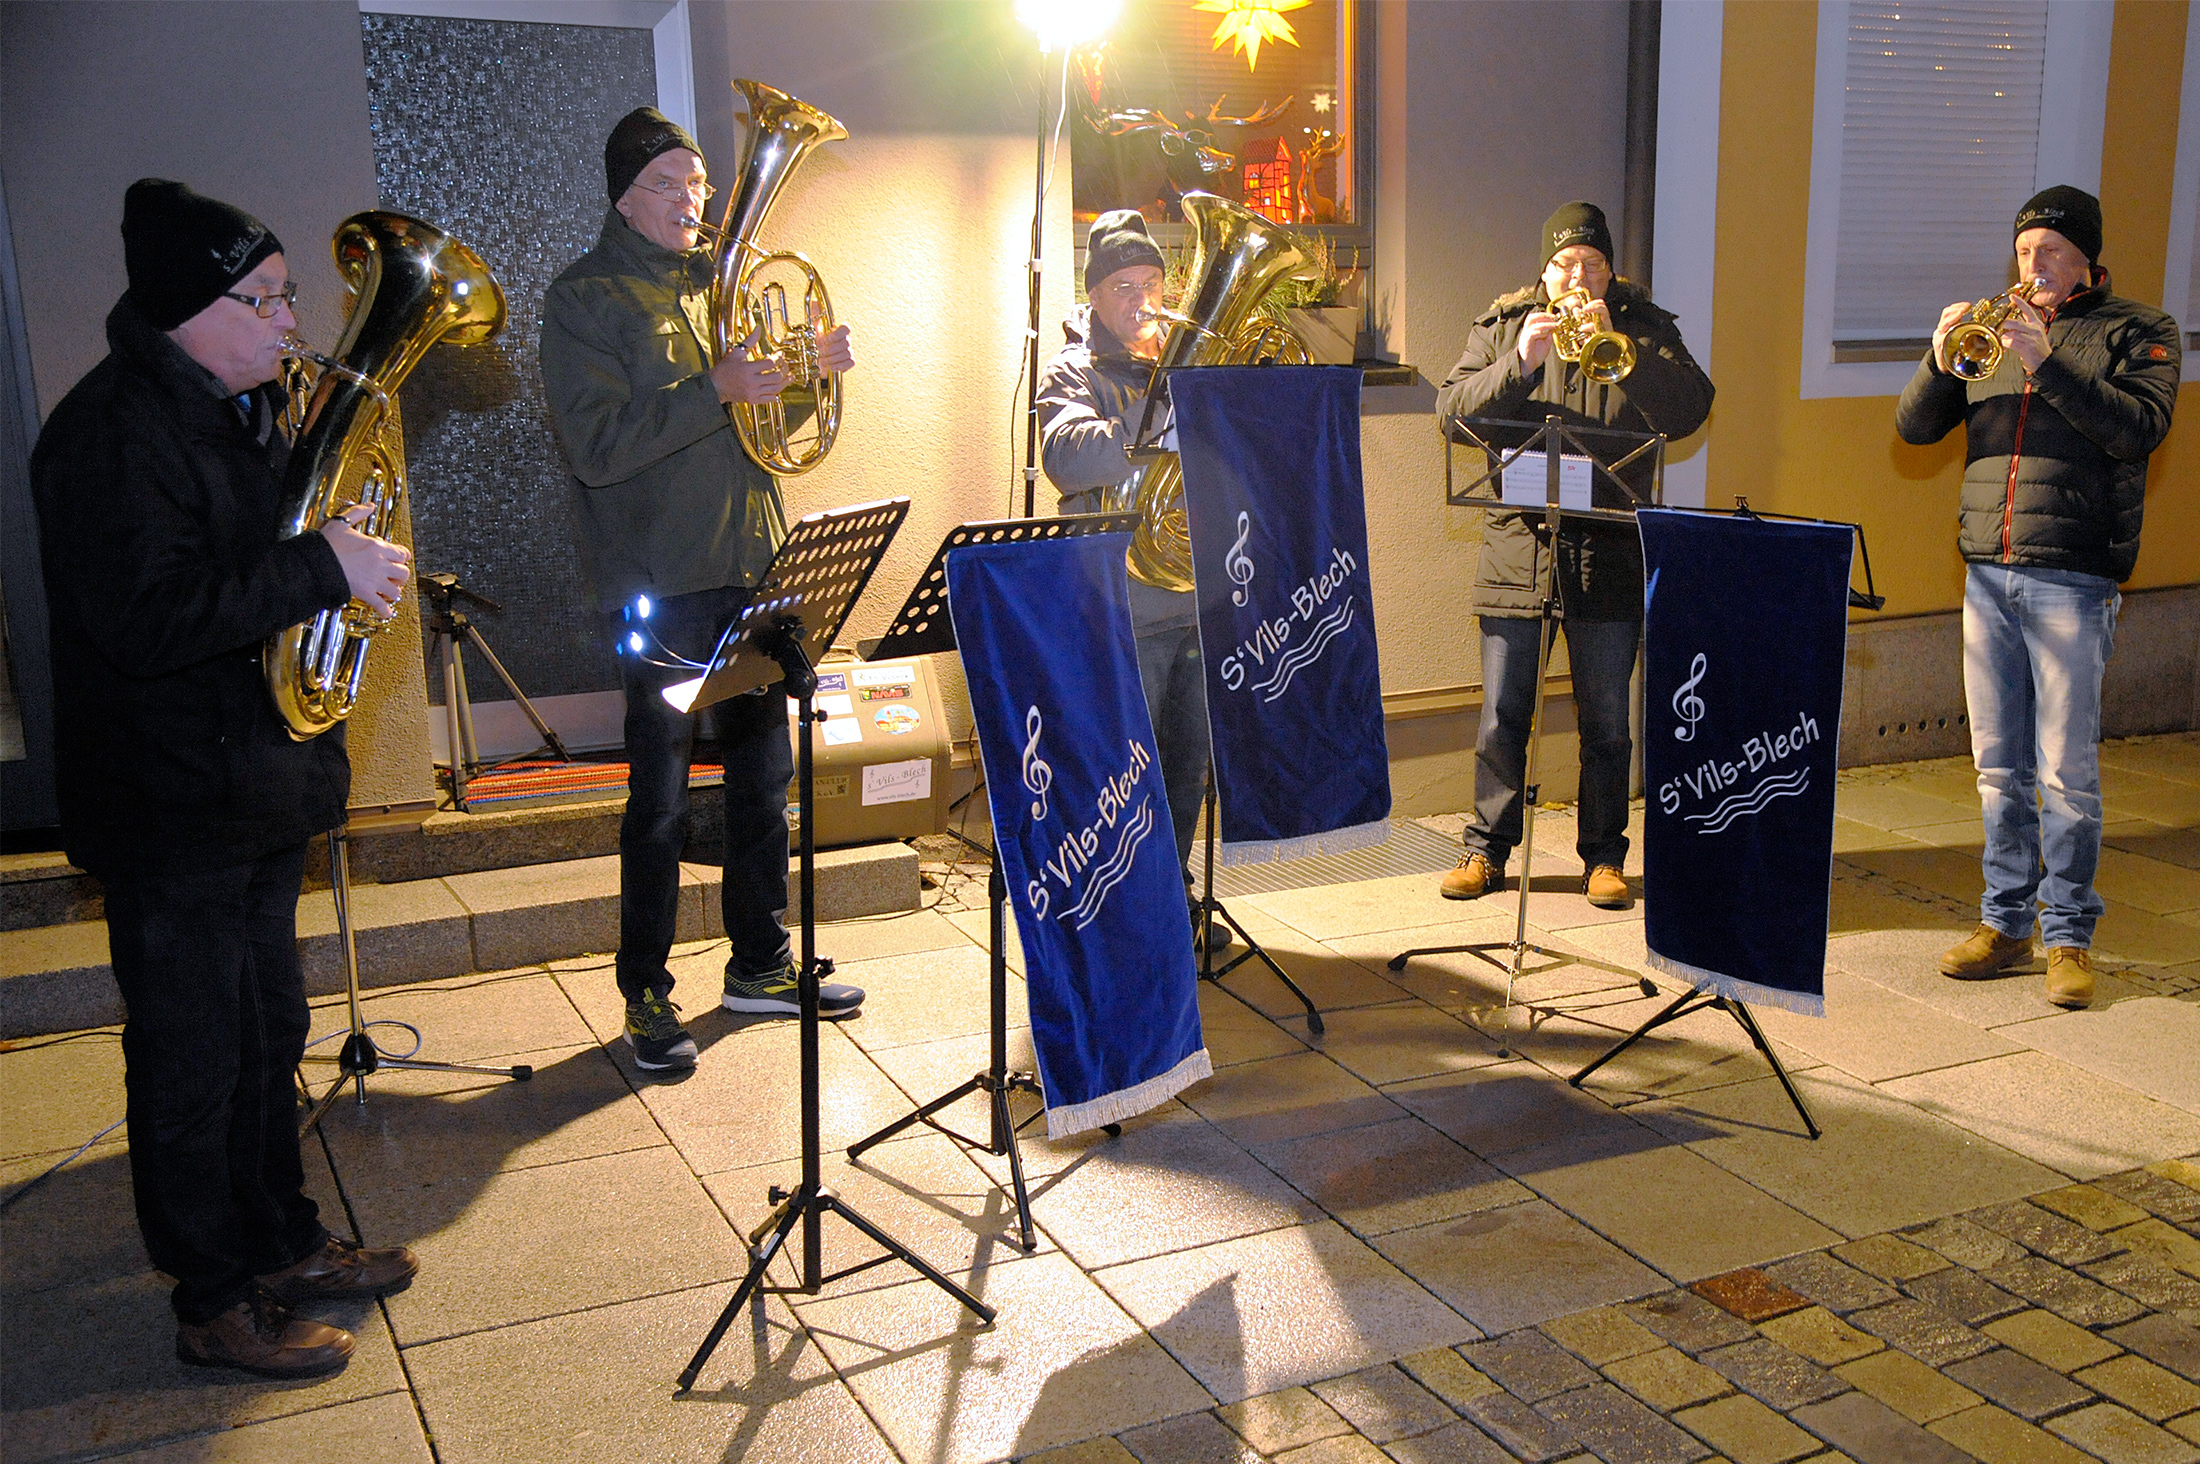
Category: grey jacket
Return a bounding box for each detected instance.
[1895,270,2178,582]
[1037,306,1191,631]
[540,210,785,611]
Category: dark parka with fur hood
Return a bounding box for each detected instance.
[1894,268,2178,582]
[1437,277,1714,620]
[31,296,354,875]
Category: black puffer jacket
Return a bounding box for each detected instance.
[1437,278,1714,620]
[1895,269,2179,582]
[31,296,353,875]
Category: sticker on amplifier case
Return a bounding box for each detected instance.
[873,704,920,735]
[815,672,848,694]
[852,664,916,688]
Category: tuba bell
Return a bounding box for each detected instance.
[1943,276,2049,381]
[693,79,846,476]
[1104,192,1316,593]
[263,211,505,740]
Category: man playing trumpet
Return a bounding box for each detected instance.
[1897,186,2179,1008]
[1435,202,1713,910]
[541,107,860,1074]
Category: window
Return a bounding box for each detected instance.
[1070,0,1368,252]
[1798,0,2113,397]
[2171,0,2200,358]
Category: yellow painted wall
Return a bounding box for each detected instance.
[1707,0,2197,619]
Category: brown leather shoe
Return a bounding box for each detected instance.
[177,1287,354,1379]
[2046,946,2095,1009]
[257,1234,418,1303]
[1440,852,1504,900]
[1583,864,1632,909]
[1939,923,2035,978]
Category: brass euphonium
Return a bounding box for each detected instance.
[1944,276,2049,381]
[1106,192,1315,592]
[692,79,846,476]
[264,211,505,740]
[1549,287,1636,384]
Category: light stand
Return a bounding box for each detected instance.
[1387,415,1660,1056]
[678,500,992,1393]
[299,825,532,1133]
[420,572,571,811]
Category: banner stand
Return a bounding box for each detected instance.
[1192,775,1324,1030]
[843,513,1141,1257]
[1565,501,1888,1140]
[1389,414,1663,1056]
[680,500,995,1394]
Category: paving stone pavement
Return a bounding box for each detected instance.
[2,739,2196,1462]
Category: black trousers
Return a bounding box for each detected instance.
[101,842,327,1323]
[614,585,794,1000]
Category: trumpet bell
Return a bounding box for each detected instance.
[1549,287,1636,385]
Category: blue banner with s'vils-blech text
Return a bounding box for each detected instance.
[1640,509,1852,1016]
[947,534,1210,1137]
[1170,365,1391,865]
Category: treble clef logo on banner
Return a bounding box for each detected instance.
[1226,511,1256,607]
[1672,653,1708,741]
[1022,705,1053,821]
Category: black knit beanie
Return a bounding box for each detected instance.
[1085,209,1165,292]
[121,179,282,331]
[1541,201,1613,271]
[604,106,704,204]
[2014,185,2103,263]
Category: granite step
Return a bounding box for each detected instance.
[0,843,917,1038]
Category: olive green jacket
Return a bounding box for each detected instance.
[540,210,784,611]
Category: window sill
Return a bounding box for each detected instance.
[1833,338,1928,365]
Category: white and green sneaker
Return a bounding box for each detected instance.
[722,963,864,1019]
[623,990,698,1072]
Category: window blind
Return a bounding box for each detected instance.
[1832,0,2048,344]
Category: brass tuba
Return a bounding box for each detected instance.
[695,79,846,476]
[1549,287,1635,384]
[1105,192,1315,592]
[264,211,505,740]
[1943,276,2049,381]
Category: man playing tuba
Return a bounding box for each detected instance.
[1435,202,1713,911]
[1038,209,1223,948]
[32,180,418,1379]
[541,107,861,1074]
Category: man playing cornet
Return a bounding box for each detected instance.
[541,107,861,1075]
[1897,186,2179,1008]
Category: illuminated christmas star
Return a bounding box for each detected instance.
[1311,89,1334,115]
[1193,0,1309,72]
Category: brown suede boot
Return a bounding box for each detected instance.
[1440,852,1503,900]
[176,1287,354,1379]
[1583,865,1632,910]
[2046,947,2095,1009]
[1939,923,2035,978]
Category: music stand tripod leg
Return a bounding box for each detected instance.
[1194,778,1323,1033]
[299,828,533,1135]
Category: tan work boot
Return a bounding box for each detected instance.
[1939,923,2034,979]
[177,1287,354,1379]
[2046,946,2094,1009]
[1583,864,1632,910]
[1440,852,1504,900]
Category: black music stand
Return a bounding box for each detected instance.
[1387,415,1661,1056]
[300,826,532,1134]
[844,514,1138,1255]
[680,500,994,1392]
[1191,778,1323,1031]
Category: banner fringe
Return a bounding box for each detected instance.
[1645,949,1826,1019]
[1045,1048,1213,1139]
[1219,817,1391,869]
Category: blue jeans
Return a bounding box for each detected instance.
[1466,615,1639,870]
[1964,563,2119,949]
[102,843,328,1322]
[1133,607,1212,879]
[614,586,793,999]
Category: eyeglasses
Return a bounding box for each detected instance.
[636,177,715,205]
[225,282,298,319]
[1104,277,1165,300]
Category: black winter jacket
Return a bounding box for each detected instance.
[1895,269,2179,582]
[31,296,353,875]
[1437,278,1714,620]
